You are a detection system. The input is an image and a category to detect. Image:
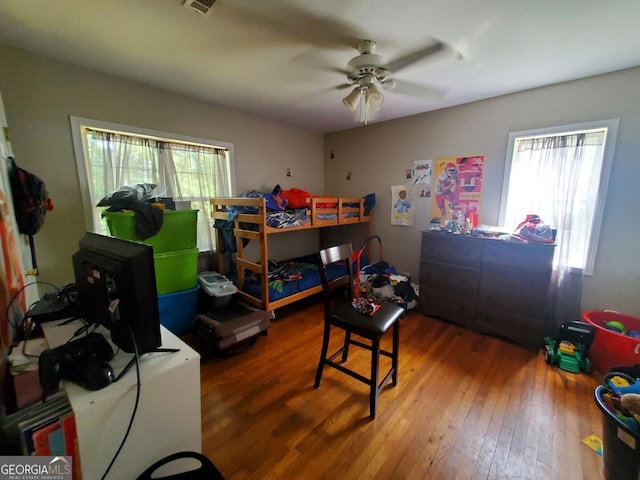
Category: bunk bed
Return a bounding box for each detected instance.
[210,196,373,314]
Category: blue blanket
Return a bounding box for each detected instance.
[237,254,360,302]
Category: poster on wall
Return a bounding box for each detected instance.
[412,159,432,198]
[391,185,414,226]
[431,155,484,224]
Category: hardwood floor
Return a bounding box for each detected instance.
[197,300,605,479]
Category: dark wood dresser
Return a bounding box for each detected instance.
[419,230,555,350]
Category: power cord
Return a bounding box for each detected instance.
[100,326,141,480]
[4,281,63,356]
[5,281,60,336]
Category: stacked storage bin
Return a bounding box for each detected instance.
[103,209,200,336]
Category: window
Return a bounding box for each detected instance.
[70,117,235,251]
[500,119,618,275]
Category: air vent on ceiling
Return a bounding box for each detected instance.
[183,0,217,16]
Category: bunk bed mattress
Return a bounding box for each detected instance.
[236,256,418,309]
[238,255,360,302]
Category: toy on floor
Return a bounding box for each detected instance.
[603,371,640,396]
[600,372,640,433]
[544,320,595,373]
[621,393,640,421]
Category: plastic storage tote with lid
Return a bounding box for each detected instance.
[154,248,199,295]
[198,271,238,309]
[104,209,198,253]
[157,285,201,336]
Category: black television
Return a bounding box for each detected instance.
[72,232,161,355]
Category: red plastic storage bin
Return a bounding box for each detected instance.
[582,310,640,373]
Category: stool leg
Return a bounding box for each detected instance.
[370,336,381,419]
[314,322,331,388]
[392,320,399,386]
[342,331,351,362]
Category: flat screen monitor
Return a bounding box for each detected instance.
[72,232,161,354]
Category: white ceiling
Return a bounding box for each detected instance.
[1,0,639,133]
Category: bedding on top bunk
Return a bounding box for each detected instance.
[221,186,376,222]
[214,207,310,253]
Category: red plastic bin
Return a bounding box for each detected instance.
[582,310,640,373]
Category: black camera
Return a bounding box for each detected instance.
[39,332,115,394]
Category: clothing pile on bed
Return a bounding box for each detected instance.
[265,259,314,287]
[248,256,418,309]
[358,261,419,310]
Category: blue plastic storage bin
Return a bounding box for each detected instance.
[157,285,200,336]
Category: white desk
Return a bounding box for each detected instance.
[42,320,201,480]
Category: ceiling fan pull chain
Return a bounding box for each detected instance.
[362,87,369,125]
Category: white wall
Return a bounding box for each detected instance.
[0,45,325,288]
[325,67,640,316]
[2,42,638,317]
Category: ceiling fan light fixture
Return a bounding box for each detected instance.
[365,83,384,109]
[343,87,363,112]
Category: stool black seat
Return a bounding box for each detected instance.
[314,243,404,419]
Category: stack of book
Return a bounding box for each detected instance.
[0,391,80,476]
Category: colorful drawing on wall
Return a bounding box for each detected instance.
[413,159,432,198]
[431,155,484,224]
[391,185,414,226]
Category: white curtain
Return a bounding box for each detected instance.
[88,132,161,228]
[504,130,607,330]
[86,130,230,253]
[163,143,231,253]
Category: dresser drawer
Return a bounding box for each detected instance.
[420,261,479,298]
[480,264,552,297]
[476,307,545,350]
[421,232,481,268]
[482,240,555,270]
[420,299,476,330]
[477,284,549,319]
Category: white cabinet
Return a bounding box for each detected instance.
[42,320,201,480]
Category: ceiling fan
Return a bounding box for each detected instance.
[205,2,459,124]
[337,39,453,124]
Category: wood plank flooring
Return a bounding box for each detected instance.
[196,300,605,479]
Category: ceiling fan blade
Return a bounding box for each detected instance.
[384,78,448,100]
[384,41,446,73]
[220,1,366,50]
[290,50,351,75]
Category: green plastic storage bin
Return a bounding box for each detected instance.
[154,247,199,295]
[104,210,198,253]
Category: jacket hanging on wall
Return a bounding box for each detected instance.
[8,157,54,273]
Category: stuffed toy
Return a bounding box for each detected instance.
[621,393,640,423]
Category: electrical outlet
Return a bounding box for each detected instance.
[286,168,291,177]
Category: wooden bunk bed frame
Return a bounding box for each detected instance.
[210,196,372,313]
